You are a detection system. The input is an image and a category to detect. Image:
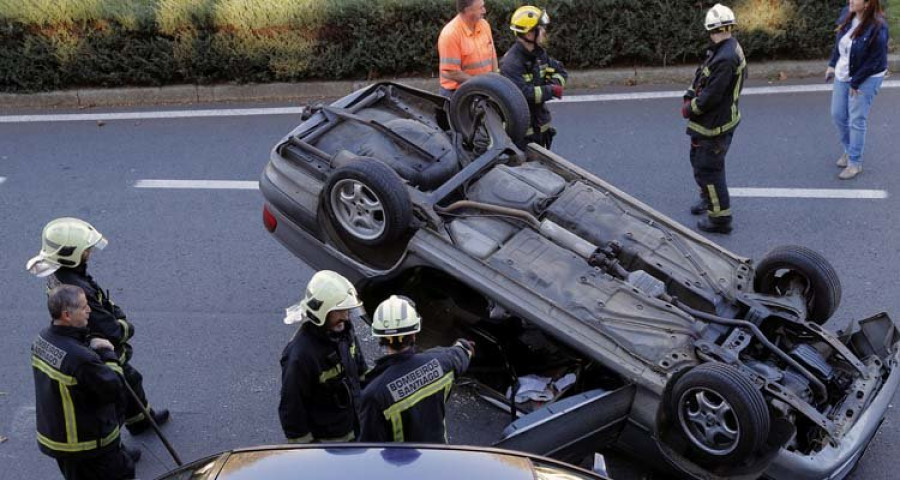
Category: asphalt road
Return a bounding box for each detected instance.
[1,79,898,479]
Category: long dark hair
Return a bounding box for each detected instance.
[837,0,884,39]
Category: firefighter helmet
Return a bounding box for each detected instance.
[371,295,422,338]
[26,217,108,277]
[284,270,362,326]
[705,3,736,31]
[510,6,550,35]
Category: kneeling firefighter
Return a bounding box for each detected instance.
[358,295,474,442]
[500,5,568,149]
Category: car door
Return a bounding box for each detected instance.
[493,384,635,464]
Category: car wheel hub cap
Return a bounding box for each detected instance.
[331,179,385,241]
[679,388,740,456]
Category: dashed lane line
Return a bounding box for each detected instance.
[731,187,888,199]
[557,79,900,103]
[133,179,888,200]
[0,176,6,185]
[2,80,899,122]
[0,107,305,124]
[133,179,259,190]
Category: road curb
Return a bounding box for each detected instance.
[2,56,897,109]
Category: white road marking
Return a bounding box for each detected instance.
[0,107,305,123]
[0,176,6,185]
[2,80,898,123]
[730,187,888,199]
[558,79,900,103]
[134,179,887,200]
[134,180,259,190]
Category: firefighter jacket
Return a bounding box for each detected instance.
[358,345,471,443]
[685,37,747,138]
[279,322,367,443]
[32,324,124,459]
[500,42,568,138]
[51,266,135,364]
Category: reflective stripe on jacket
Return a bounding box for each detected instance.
[685,37,746,138]
[32,325,123,459]
[358,345,470,443]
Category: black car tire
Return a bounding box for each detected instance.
[322,159,411,246]
[449,73,530,150]
[670,363,770,467]
[754,245,842,324]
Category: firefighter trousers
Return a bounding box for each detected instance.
[689,131,734,218]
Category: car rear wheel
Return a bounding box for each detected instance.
[670,363,770,467]
[322,159,411,246]
[754,245,842,324]
[449,73,530,150]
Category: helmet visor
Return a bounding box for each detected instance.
[92,237,108,251]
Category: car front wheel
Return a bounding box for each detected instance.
[670,363,770,467]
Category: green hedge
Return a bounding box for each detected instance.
[0,0,848,92]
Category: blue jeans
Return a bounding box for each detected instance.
[830,76,883,167]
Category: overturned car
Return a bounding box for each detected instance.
[259,74,900,479]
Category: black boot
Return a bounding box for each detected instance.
[122,443,142,463]
[689,198,709,215]
[697,216,732,234]
[127,408,170,435]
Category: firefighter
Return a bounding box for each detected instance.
[358,295,474,442]
[279,270,368,443]
[26,217,169,435]
[500,5,568,149]
[33,285,136,479]
[682,3,747,234]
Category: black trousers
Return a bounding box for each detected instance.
[689,131,734,218]
[526,126,556,149]
[122,362,150,428]
[56,446,134,480]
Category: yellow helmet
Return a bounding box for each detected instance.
[283,270,362,326]
[510,6,549,35]
[26,217,108,277]
[372,295,421,338]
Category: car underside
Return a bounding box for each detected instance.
[260,75,900,479]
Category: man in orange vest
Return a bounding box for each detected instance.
[437,0,498,97]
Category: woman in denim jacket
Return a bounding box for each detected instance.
[826,0,889,179]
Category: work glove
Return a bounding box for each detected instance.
[681,99,692,119]
[550,84,564,99]
[89,337,115,351]
[454,338,476,358]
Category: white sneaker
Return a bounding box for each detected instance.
[836,153,848,168]
[838,164,862,179]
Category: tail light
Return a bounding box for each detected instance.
[263,205,277,232]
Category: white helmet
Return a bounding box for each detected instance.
[372,295,421,338]
[26,218,108,277]
[705,3,736,31]
[284,270,362,326]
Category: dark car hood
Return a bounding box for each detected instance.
[216,445,540,480]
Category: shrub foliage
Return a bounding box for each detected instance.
[0,0,847,92]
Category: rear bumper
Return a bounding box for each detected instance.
[765,348,900,480]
